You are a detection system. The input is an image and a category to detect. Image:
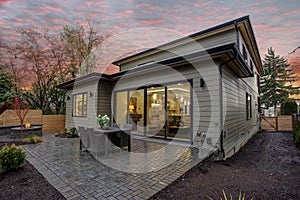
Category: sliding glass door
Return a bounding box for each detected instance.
[146,86,166,138]
[128,89,144,135]
[166,82,190,140]
[115,91,128,126]
[114,81,191,142]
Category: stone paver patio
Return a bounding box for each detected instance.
[23,133,216,200]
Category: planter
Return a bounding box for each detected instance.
[102,125,109,130]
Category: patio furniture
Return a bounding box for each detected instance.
[111,123,120,128]
[88,128,105,157]
[79,126,90,151]
[94,127,131,157]
[124,123,133,130]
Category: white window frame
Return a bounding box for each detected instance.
[73,93,87,117]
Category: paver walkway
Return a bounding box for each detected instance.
[23,133,216,200]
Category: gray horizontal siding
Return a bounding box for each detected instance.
[65,79,99,129]
[97,80,112,122]
[222,65,259,158]
[121,29,236,71]
[113,60,221,147]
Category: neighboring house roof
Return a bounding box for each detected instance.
[112,15,262,74]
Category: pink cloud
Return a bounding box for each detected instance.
[192,1,212,7]
[140,19,164,25]
[0,0,10,6]
[44,5,63,13]
[116,10,134,18]
[265,6,278,13]
[135,3,163,11]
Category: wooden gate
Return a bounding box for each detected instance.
[261,115,293,131]
[261,116,277,130]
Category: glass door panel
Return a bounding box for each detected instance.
[128,89,144,135]
[146,86,166,138]
[167,82,190,141]
[115,91,128,128]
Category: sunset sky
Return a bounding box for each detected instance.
[0,0,299,88]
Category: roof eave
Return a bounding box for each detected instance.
[112,15,251,66]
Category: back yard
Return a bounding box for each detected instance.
[0,131,299,199]
[152,131,300,199]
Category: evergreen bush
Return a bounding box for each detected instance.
[293,121,300,149]
[0,144,26,171]
[280,100,297,115]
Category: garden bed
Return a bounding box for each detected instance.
[0,124,43,138]
[0,131,299,199]
[0,141,65,200]
[151,131,300,199]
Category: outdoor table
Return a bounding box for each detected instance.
[93,127,131,157]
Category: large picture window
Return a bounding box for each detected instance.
[246,93,252,120]
[73,93,87,117]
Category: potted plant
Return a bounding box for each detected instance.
[97,115,110,129]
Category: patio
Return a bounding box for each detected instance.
[23,133,216,200]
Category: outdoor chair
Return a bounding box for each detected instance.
[78,126,90,151]
[124,123,133,130]
[111,123,120,128]
[88,128,106,157]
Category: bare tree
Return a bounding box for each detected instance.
[16,28,69,114]
[61,18,106,76]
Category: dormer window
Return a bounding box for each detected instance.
[242,44,248,62]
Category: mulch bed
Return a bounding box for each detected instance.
[0,141,65,200]
[151,131,300,200]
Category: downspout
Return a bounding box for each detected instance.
[218,60,229,159]
[219,21,240,159]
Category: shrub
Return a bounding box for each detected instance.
[0,143,26,171]
[60,128,68,135]
[25,135,43,144]
[208,190,251,200]
[68,127,78,138]
[280,100,298,115]
[293,121,300,149]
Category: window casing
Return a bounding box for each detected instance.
[73,93,87,117]
[246,93,252,120]
[242,44,248,62]
[250,60,254,75]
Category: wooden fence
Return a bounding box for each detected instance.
[0,110,43,126]
[42,115,65,132]
[0,110,65,133]
[261,115,293,131]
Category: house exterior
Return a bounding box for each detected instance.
[59,15,262,159]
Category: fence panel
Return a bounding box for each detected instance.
[0,110,65,133]
[261,115,293,131]
[277,115,293,131]
[0,110,43,126]
[42,115,65,133]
